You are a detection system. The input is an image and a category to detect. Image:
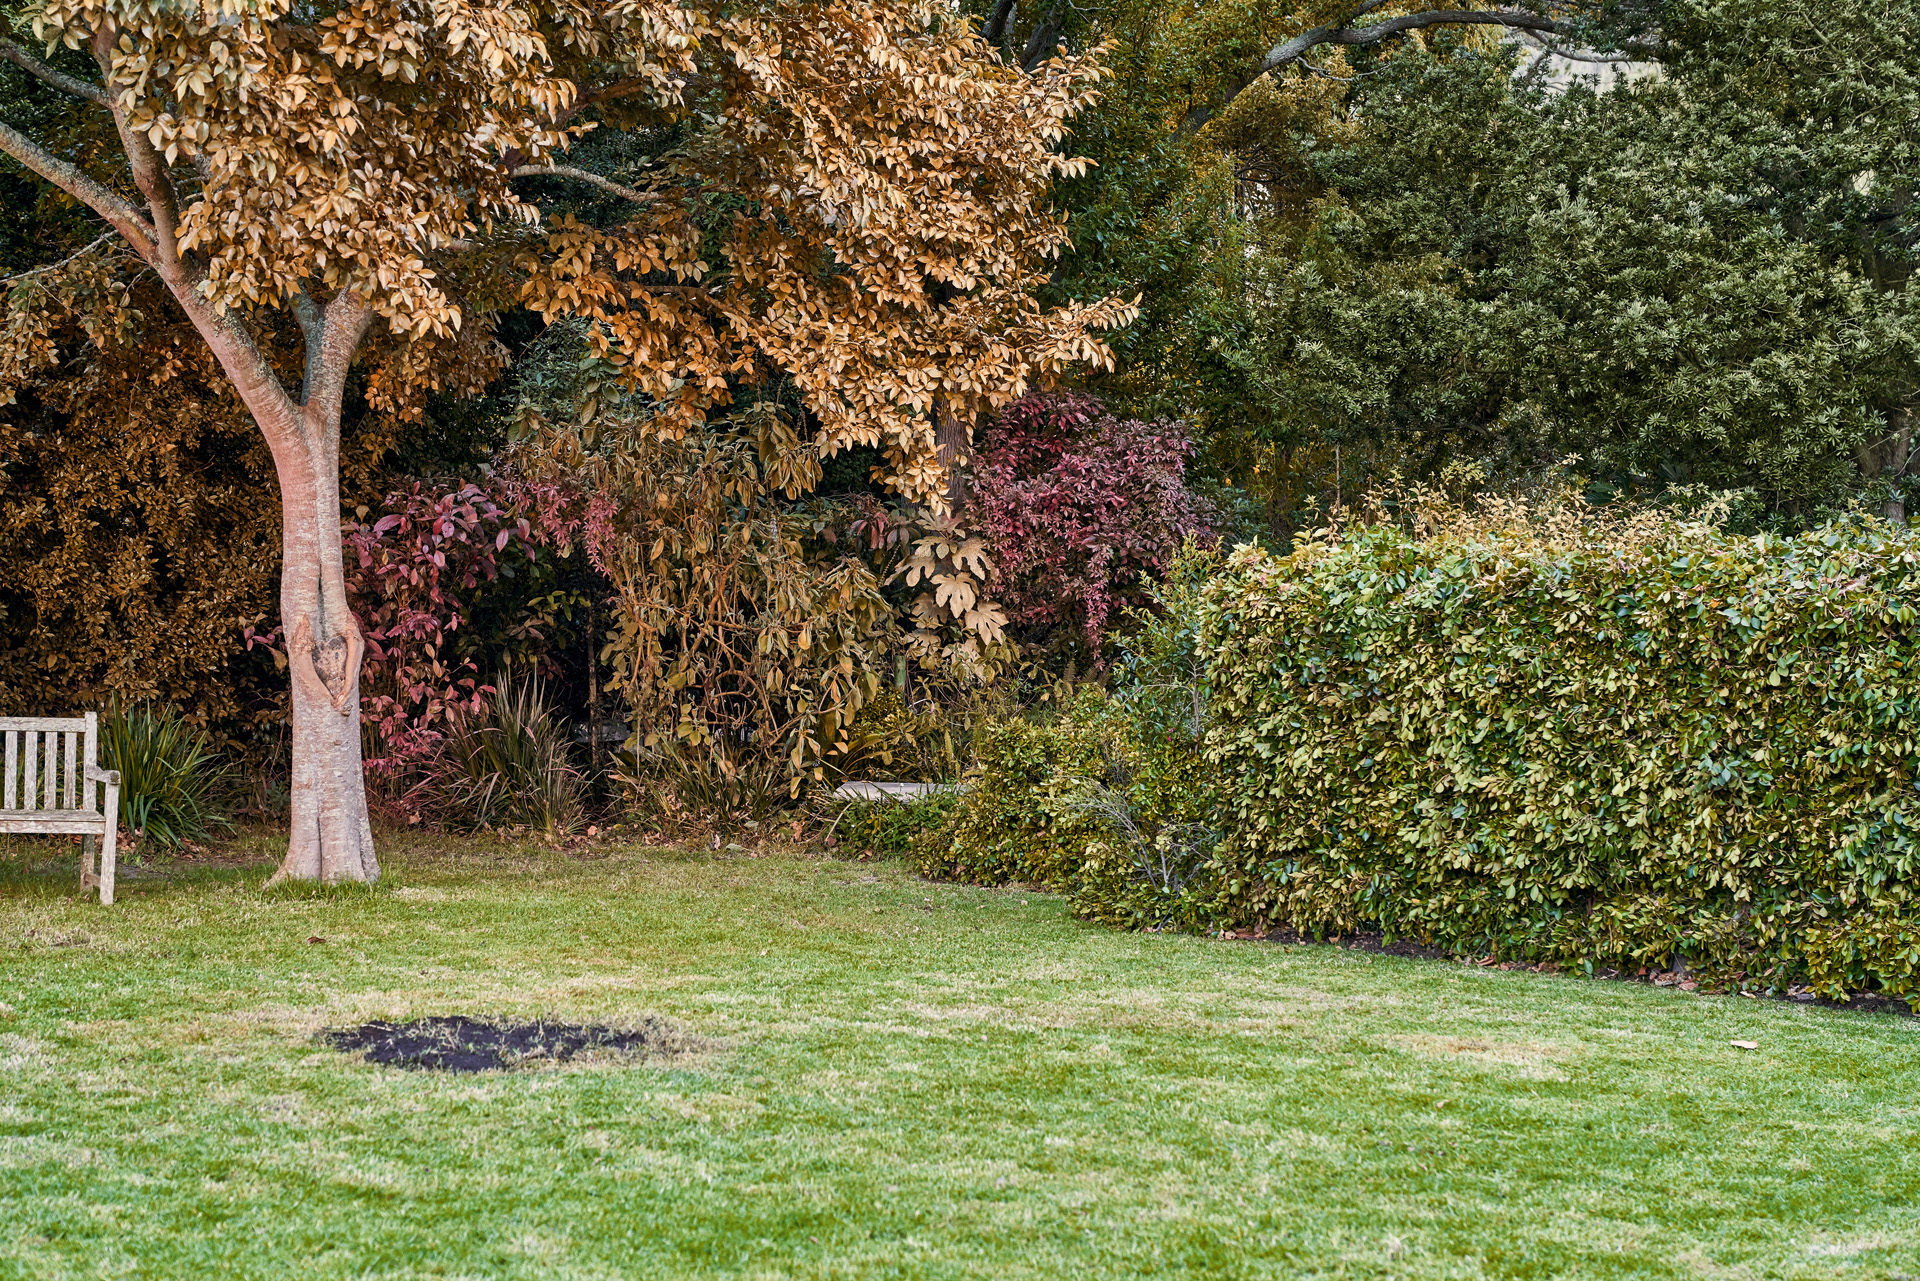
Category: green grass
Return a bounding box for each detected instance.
[2,834,1918,1280]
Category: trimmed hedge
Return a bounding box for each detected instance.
[1200,516,1920,997]
[915,713,1108,890]
[831,792,960,858]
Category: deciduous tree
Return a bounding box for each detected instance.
[0,0,1130,881]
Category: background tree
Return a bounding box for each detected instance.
[0,0,1130,880]
[966,0,1918,528]
[1218,4,1919,520]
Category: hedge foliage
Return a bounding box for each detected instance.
[926,516,1920,1000]
[832,792,959,858]
[918,550,1219,924]
[1198,514,1920,997]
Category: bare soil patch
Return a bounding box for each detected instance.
[323,1015,695,1072]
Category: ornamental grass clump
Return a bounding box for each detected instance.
[1199,499,1920,999]
[99,702,232,849]
[437,669,585,838]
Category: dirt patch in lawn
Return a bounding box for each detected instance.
[323,1015,704,1072]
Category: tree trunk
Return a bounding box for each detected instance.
[264,400,378,884]
[935,398,972,515]
[9,26,383,884]
[1855,410,1914,525]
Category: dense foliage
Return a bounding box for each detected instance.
[1220,3,1920,516]
[1201,507,1920,998]
[966,393,1213,659]
[918,546,1219,922]
[929,506,1920,1000]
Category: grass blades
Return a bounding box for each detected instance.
[437,668,585,836]
[2,838,1917,1279]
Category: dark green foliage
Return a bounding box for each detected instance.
[915,713,1107,889]
[100,703,231,849]
[919,545,1222,919]
[1199,514,1920,999]
[1229,6,1920,514]
[829,794,958,859]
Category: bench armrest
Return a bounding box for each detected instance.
[85,765,121,786]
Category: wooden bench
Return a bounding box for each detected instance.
[0,713,121,904]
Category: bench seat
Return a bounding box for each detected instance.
[0,809,107,834]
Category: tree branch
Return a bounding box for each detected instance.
[0,115,155,257]
[981,0,1016,47]
[301,288,372,422]
[92,26,185,273]
[1181,7,1575,136]
[0,230,118,287]
[1019,3,1065,73]
[0,39,109,106]
[510,163,659,205]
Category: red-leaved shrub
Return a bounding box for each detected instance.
[344,476,578,747]
[247,475,580,815]
[965,393,1212,656]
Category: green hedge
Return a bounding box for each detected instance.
[917,691,1217,928]
[1199,516,1920,997]
[914,714,1107,889]
[918,548,1225,927]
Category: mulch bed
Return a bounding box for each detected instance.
[323,1015,687,1072]
[1214,926,1916,1017]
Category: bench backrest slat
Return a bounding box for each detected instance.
[0,717,89,732]
[0,716,98,814]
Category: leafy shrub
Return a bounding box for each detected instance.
[436,668,585,836]
[829,688,972,784]
[830,793,960,858]
[916,693,1213,925]
[100,703,232,848]
[1199,508,1920,998]
[965,393,1213,658]
[341,476,579,750]
[918,545,1221,919]
[916,712,1103,888]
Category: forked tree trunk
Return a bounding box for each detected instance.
[268,402,378,884]
[0,26,383,884]
[193,292,379,885]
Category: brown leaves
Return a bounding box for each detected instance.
[515,0,1137,510]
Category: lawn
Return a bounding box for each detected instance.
[1,835,1917,1280]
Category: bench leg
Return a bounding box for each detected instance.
[79,834,98,897]
[99,821,116,907]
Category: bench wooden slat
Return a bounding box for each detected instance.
[2,731,13,811]
[42,732,55,810]
[0,716,89,732]
[63,730,77,811]
[0,812,104,834]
